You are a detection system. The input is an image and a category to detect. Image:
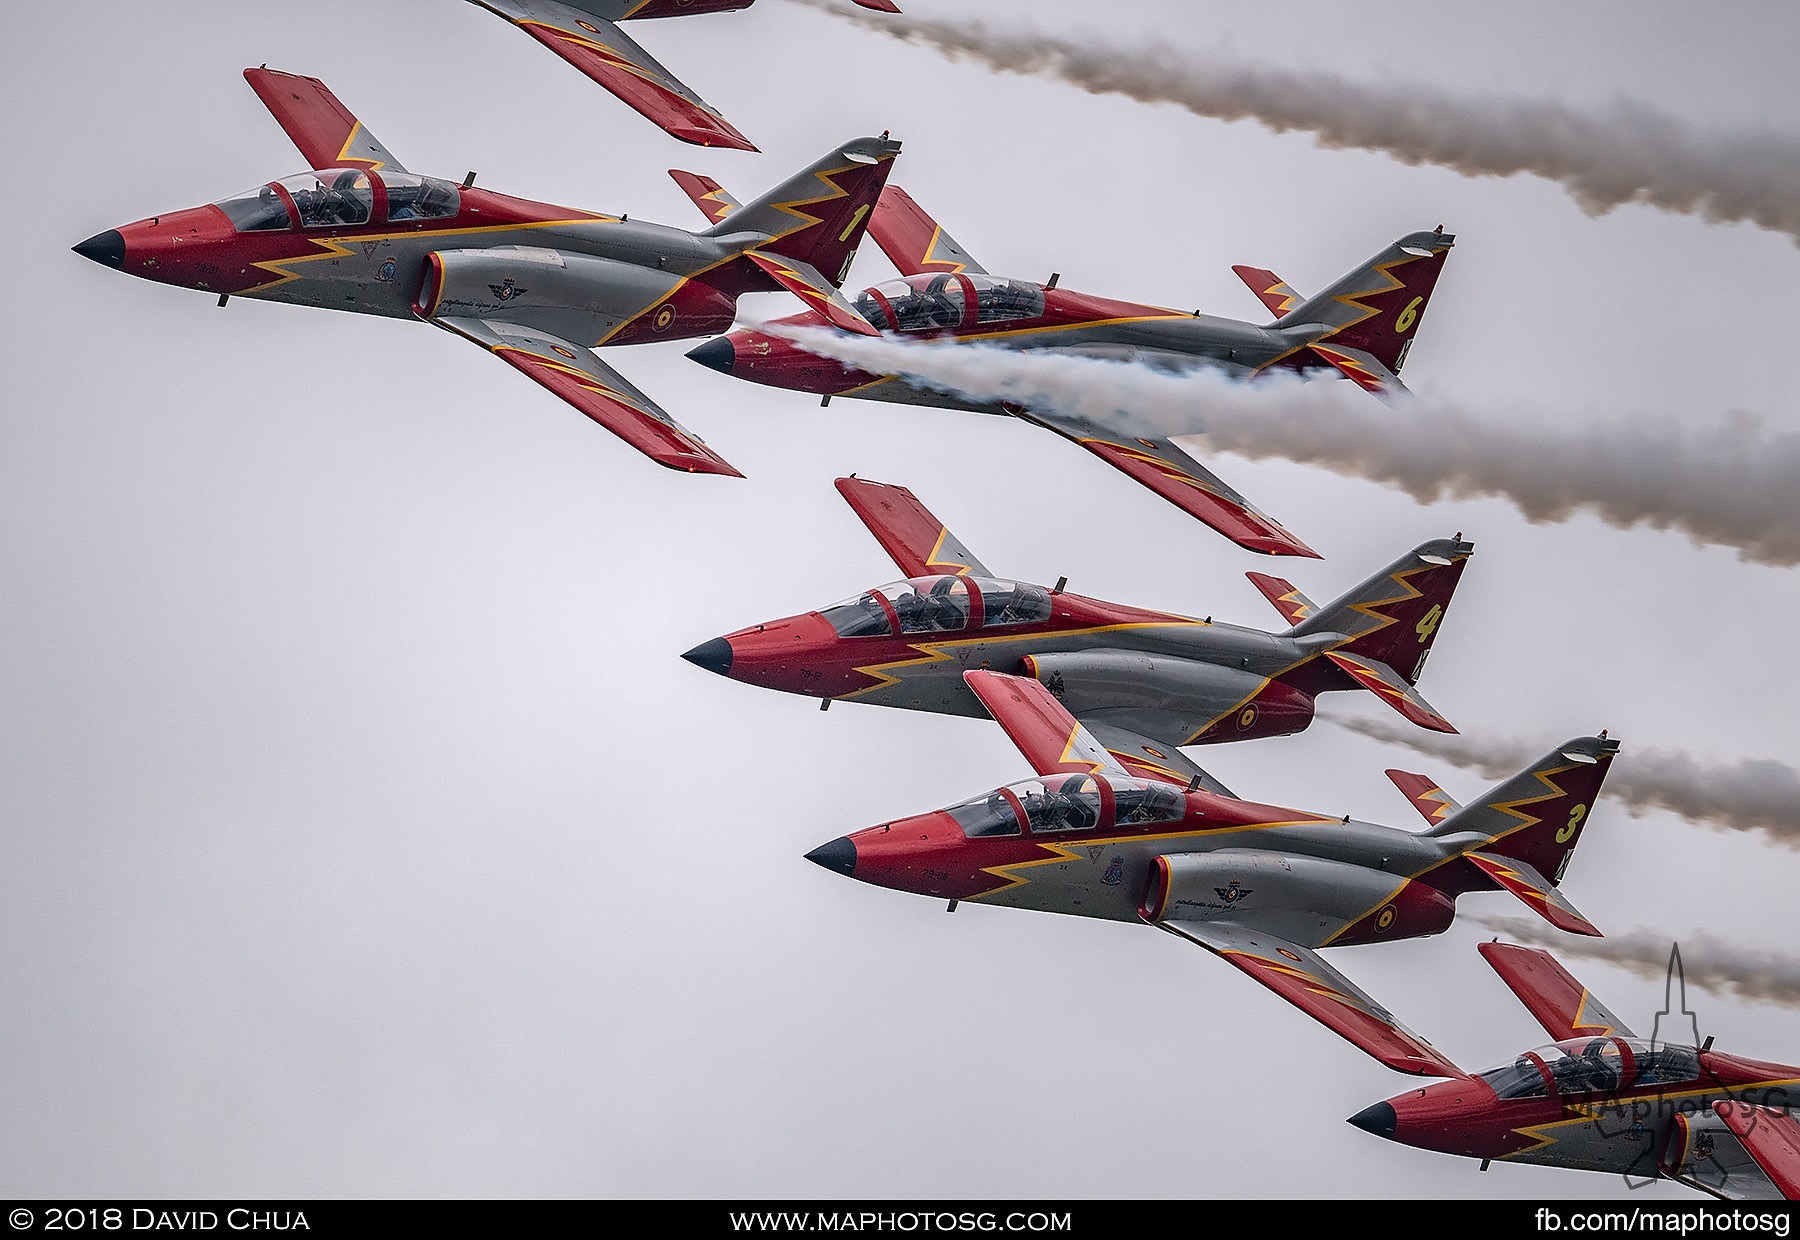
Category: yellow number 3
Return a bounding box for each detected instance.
[1394,296,1423,334]
[1556,804,1588,844]
[1415,604,1442,642]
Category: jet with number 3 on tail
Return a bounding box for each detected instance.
[71,67,901,478]
[682,179,1455,556]
[685,476,1473,785]
[467,2,900,152]
[1349,941,1800,1200]
[804,667,1620,1077]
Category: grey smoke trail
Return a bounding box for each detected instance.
[1474,916,1800,1009]
[789,0,1800,242]
[1332,714,1800,847]
[769,326,1800,566]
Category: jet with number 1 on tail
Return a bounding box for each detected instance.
[804,667,1620,1077]
[681,178,1455,556]
[1349,941,1800,1200]
[685,475,1474,788]
[71,67,901,478]
[467,1,899,152]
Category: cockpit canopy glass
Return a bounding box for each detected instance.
[215,183,293,232]
[1474,1037,1702,1101]
[854,274,1046,333]
[278,169,375,228]
[945,775,1186,839]
[382,172,461,221]
[819,576,1052,638]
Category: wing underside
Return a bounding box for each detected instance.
[1012,406,1320,558]
[1716,1103,1800,1200]
[470,0,756,150]
[868,185,988,276]
[1156,919,1463,1077]
[431,316,742,476]
[1477,941,1634,1039]
[243,67,407,172]
[963,670,1134,780]
[834,476,991,578]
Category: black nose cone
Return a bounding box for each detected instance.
[804,837,857,877]
[681,637,733,677]
[73,229,126,269]
[1347,1101,1396,1139]
[686,336,736,375]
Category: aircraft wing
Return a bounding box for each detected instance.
[1244,572,1316,625]
[431,316,742,476]
[1715,1103,1800,1200]
[1384,769,1462,827]
[868,186,988,276]
[963,669,1135,781]
[668,170,742,225]
[834,476,991,577]
[1079,716,1237,797]
[1155,919,1464,1077]
[1477,941,1636,1039]
[243,68,407,173]
[1009,407,1320,558]
[468,1,756,151]
[1231,265,1304,319]
[1323,651,1458,733]
[744,253,880,337]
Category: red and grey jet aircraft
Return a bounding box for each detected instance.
[469,1,898,152]
[1350,942,1800,1200]
[805,667,1620,1076]
[680,179,1456,555]
[71,67,901,478]
[685,476,1472,786]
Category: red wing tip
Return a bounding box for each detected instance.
[854,0,903,10]
[1422,718,1459,734]
[671,125,757,152]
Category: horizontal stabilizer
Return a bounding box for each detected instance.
[1231,265,1304,318]
[1155,920,1463,1077]
[431,316,742,476]
[745,253,880,337]
[668,170,741,225]
[1478,942,1636,1040]
[1324,651,1457,733]
[1307,342,1411,402]
[1385,769,1461,827]
[1465,852,1602,937]
[1244,572,1316,625]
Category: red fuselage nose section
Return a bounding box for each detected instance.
[808,811,999,902]
[688,325,881,395]
[1353,1078,1552,1161]
[94,205,264,295]
[686,612,888,698]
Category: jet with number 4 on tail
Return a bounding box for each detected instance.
[467,2,899,152]
[71,67,901,477]
[805,667,1620,1076]
[685,476,1473,784]
[1349,941,1800,1200]
[681,178,1455,556]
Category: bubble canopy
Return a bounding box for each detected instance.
[214,169,461,232]
[819,576,1053,637]
[1473,1037,1702,1099]
[944,774,1187,838]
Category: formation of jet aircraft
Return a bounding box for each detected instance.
[72,11,1788,1202]
[685,476,1473,784]
[682,178,1455,557]
[1350,942,1800,1200]
[72,67,900,478]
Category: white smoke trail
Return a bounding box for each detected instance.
[1332,714,1800,848]
[1474,916,1800,1008]
[768,326,1800,566]
[788,0,1800,243]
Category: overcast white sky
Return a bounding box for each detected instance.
[6,0,1800,1202]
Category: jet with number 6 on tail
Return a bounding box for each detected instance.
[685,476,1474,785]
[71,67,901,478]
[1349,941,1800,1200]
[681,178,1455,556]
[804,668,1620,1076]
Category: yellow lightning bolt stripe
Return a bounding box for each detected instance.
[1478,760,1596,845]
[923,525,975,575]
[1053,723,1109,774]
[922,225,967,274]
[525,22,723,113]
[237,215,613,296]
[1571,990,1618,1037]
[334,123,385,171]
[1318,876,1416,947]
[1500,1077,1800,1160]
[492,347,662,417]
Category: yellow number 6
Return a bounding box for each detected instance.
[1395,296,1423,333]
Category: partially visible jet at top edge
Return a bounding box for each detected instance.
[468,1,900,152]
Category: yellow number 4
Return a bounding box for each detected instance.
[1415,604,1442,642]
